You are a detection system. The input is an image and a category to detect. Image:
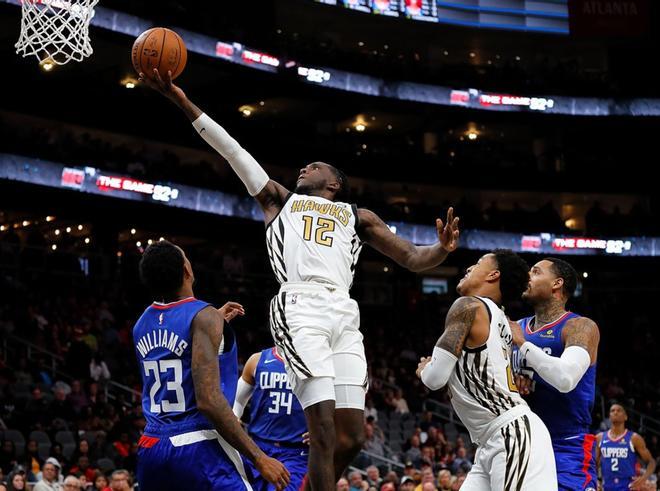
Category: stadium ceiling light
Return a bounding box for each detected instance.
[0,225,5,232]
[469,52,476,58]
[22,220,30,226]
[443,50,449,56]
[355,123,366,132]
[121,76,138,89]
[358,41,365,47]
[39,58,55,72]
[78,224,83,230]
[46,216,56,222]
[583,272,589,278]
[239,105,254,117]
[84,237,90,244]
[136,241,142,247]
[55,229,61,236]
[130,228,136,235]
[51,244,57,251]
[66,227,72,233]
[467,132,478,141]
[387,124,393,130]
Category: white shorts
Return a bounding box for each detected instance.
[269,283,367,406]
[461,410,557,491]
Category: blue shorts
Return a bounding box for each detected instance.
[553,434,597,491]
[245,438,308,491]
[136,431,252,491]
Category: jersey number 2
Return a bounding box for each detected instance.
[302,216,335,247]
[143,360,186,413]
[611,458,619,471]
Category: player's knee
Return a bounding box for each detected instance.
[336,426,365,456]
[310,415,336,453]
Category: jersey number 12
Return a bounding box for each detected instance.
[302,216,335,247]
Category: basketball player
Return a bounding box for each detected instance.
[134,240,290,490]
[415,250,557,490]
[597,404,656,491]
[233,347,309,490]
[510,258,600,491]
[140,69,460,490]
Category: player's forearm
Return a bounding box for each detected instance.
[520,342,590,393]
[170,93,203,122]
[232,378,255,418]
[407,244,450,272]
[198,394,265,462]
[189,113,269,196]
[641,458,656,480]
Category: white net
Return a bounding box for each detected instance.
[15,0,99,65]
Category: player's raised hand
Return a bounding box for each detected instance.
[255,455,291,491]
[416,356,431,379]
[436,207,460,253]
[218,302,245,323]
[139,69,188,105]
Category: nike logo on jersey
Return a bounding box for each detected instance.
[199,128,206,135]
[264,359,278,364]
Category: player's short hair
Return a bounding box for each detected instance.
[543,257,578,299]
[492,249,530,306]
[327,163,349,202]
[139,240,185,300]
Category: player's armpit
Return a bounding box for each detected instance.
[356,207,459,273]
[436,296,484,357]
[256,180,291,224]
[563,316,600,365]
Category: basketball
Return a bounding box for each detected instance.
[131,27,187,80]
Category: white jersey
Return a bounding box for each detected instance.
[447,296,527,444]
[266,193,362,291]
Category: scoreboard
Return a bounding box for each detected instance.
[313,0,569,34]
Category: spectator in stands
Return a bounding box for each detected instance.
[50,444,68,472]
[363,423,387,459]
[404,435,422,467]
[348,470,367,491]
[63,475,82,490]
[366,466,382,488]
[336,477,350,491]
[417,467,436,490]
[93,473,109,491]
[449,447,471,475]
[0,482,6,491]
[23,439,42,480]
[69,456,95,482]
[392,389,409,415]
[5,469,26,491]
[364,397,378,422]
[24,387,49,430]
[33,458,62,491]
[49,386,75,424]
[108,470,131,491]
[0,441,17,476]
[380,483,395,491]
[436,470,451,491]
[111,433,129,463]
[450,475,465,490]
[424,426,445,448]
[89,355,110,384]
[399,476,415,490]
[68,380,89,414]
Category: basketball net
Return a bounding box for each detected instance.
[15,0,99,65]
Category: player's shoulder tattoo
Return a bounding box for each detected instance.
[436,296,483,357]
[564,316,599,352]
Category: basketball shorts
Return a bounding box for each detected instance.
[245,437,308,491]
[269,283,367,406]
[461,409,558,491]
[136,429,252,491]
[553,433,598,491]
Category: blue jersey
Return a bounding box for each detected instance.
[519,312,596,437]
[248,348,307,444]
[601,430,637,490]
[134,297,239,435]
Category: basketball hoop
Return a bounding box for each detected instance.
[15,0,99,65]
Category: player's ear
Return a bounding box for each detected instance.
[327,179,340,193]
[487,269,501,283]
[553,277,564,294]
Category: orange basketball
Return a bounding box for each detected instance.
[131,27,187,80]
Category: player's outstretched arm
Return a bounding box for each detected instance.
[631,433,656,490]
[416,297,484,390]
[191,307,290,490]
[233,352,260,418]
[139,69,290,223]
[358,207,460,273]
[511,316,597,393]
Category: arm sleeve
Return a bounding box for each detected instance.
[232,378,256,418]
[192,113,269,196]
[520,343,591,393]
[420,346,459,391]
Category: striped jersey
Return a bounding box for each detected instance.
[266,193,362,291]
[447,296,527,444]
